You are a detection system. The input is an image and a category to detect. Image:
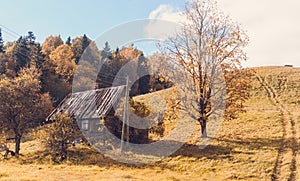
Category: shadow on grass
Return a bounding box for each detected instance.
[170,136,283,157]
[7,136,283,170]
[162,139,271,160]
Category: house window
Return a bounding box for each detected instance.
[81,120,89,131]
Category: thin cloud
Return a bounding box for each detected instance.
[145,5,183,41]
[149,1,300,67]
[148,4,186,23]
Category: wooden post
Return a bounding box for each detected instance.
[121,76,129,153]
[126,85,130,148]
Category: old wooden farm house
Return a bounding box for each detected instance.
[47,86,125,133]
[46,85,149,144]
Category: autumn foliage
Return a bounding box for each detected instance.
[161,0,250,137]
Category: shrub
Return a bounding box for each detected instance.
[38,113,81,162]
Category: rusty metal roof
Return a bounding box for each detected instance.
[47,86,125,121]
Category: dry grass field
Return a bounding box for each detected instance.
[0,66,299,180]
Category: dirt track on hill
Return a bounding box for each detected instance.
[257,75,298,181]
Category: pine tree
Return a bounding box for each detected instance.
[82,34,89,51]
[137,53,150,94]
[26,31,36,45]
[12,32,40,72]
[13,36,30,72]
[101,41,112,59]
[71,35,90,64]
[103,41,111,52]
[65,36,71,45]
[30,42,44,69]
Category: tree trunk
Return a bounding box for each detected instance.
[60,141,67,161]
[200,119,207,138]
[198,117,207,138]
[15,134,21,154]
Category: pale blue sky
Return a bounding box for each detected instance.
[1,0,300,67]
[0,0,185,43]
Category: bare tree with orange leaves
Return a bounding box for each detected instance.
[161,0,250,138]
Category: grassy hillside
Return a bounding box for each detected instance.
[0,66,299,180]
